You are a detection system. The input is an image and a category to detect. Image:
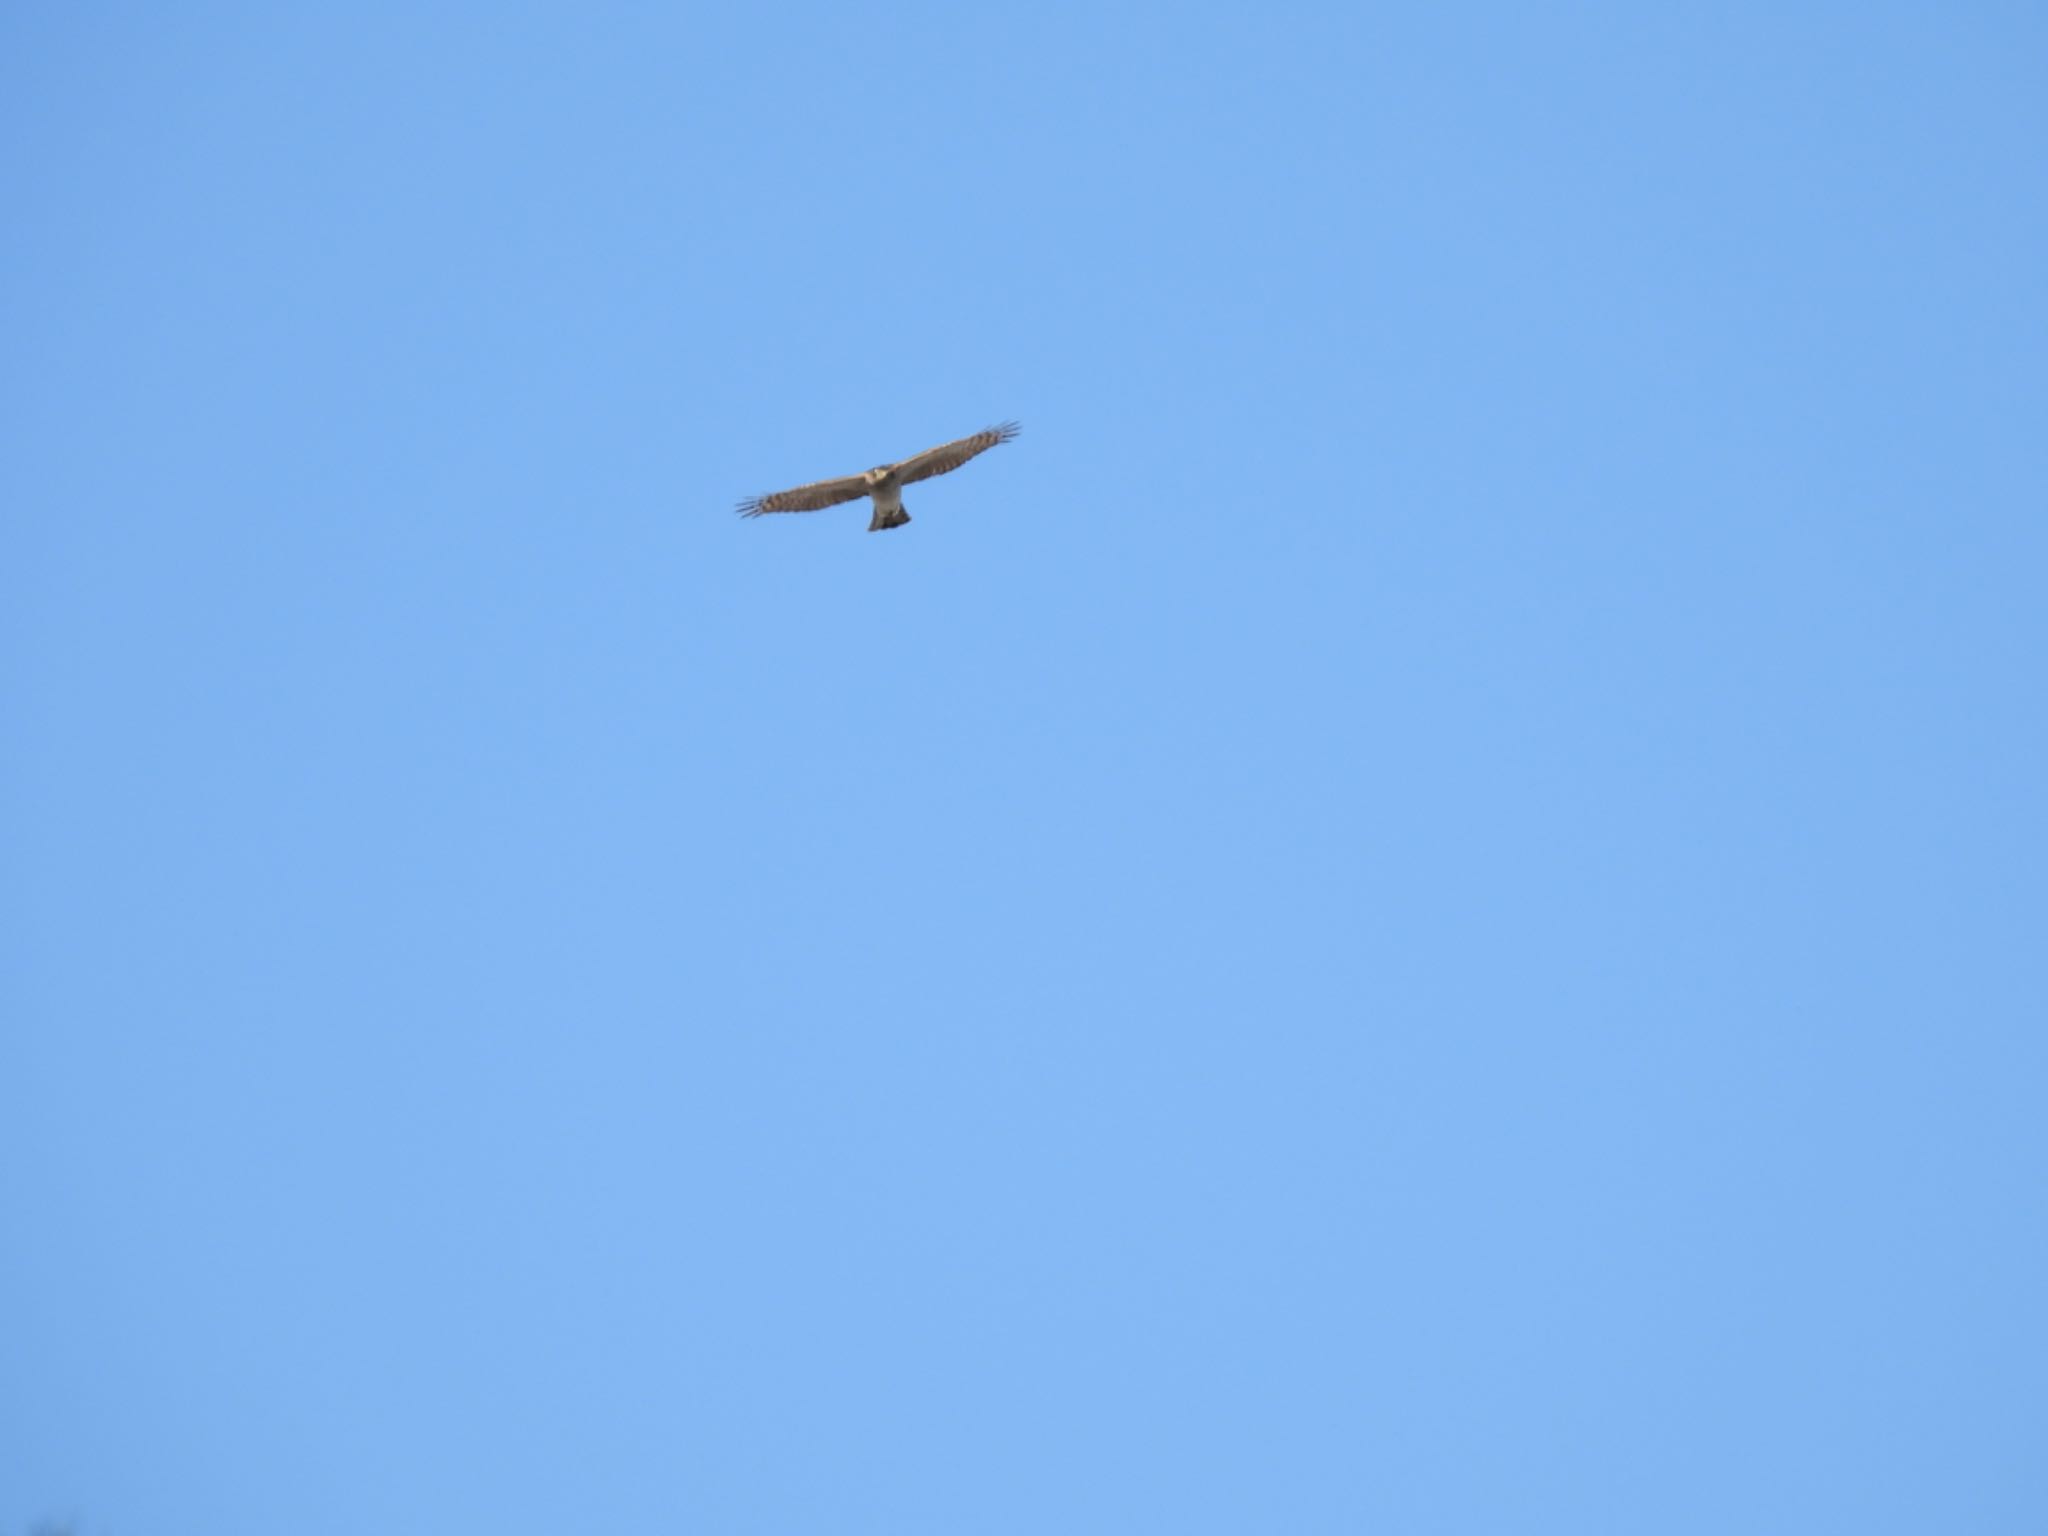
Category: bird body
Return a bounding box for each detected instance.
[865,471,908,532]
[737,422,1018,532]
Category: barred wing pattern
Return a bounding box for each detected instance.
[894,421,1020,485]
[735,473,871,518]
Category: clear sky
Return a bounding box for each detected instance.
[4,5,2045,1532]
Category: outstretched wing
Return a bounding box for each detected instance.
[736,473,870,518]
[892,421,1020,486]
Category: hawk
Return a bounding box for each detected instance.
[737,422,1019,532]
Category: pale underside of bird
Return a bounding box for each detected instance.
[737,422,1020,532]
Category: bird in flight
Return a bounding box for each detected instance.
[737,422,1019,532]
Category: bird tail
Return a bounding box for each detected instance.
[868,506,911,533]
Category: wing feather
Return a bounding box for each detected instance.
[891,421,1020,486]
[736,473,869,518]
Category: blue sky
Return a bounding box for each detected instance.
[4,5,2044,1531]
